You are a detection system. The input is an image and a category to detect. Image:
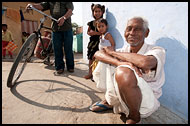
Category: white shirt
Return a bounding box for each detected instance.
[116,43,166,99]
[99,32,112,50]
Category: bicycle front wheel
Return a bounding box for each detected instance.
[7,33,38,88]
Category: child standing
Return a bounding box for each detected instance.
[2,24,14,59]
[84,4,105,79]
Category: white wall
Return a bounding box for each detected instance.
[83,2,188,58]
[82,2,188,121]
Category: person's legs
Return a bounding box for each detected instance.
[84,58,94,79]
[2,41,8,58]
[84,38,99,79]
[63,29,74,71]
[52,31,65,71]
[115,67,142,124]
[8,50,13,58]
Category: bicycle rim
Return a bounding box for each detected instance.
[7,33,38,88]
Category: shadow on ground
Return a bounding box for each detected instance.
[10,78,102,113]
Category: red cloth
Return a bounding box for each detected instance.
[5,41,18,52]
[2,40,13,57]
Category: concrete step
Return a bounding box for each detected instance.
[141,105,187,124]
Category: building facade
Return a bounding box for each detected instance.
[2,2,52,55]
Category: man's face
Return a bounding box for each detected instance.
[124,19,147,47]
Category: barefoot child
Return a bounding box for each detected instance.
[84,4,105,79]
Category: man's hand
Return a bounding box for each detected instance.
[26,4,43,13]
[26,4,32,13]
[103,46,114,55]
[57,17,66,26]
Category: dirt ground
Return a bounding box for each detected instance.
[2,53,187,124]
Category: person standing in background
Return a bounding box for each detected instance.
[83,3,105,80]
[2,24,14,59]
[26,2,74,75]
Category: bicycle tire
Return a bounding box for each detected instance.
[7,33,38,88]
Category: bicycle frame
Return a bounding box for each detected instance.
[29,5,58,22]
[29,5,57,58]
[35,18,51,54]
[6,5,57,88]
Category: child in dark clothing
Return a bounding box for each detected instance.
[84,3,105,80]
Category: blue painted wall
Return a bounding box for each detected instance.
[82,2,188,120]
[155,37,188,120]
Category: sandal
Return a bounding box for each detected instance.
[89,101,113,112]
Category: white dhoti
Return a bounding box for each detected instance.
[93,62,160,118]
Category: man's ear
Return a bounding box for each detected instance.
[145,28,149,38]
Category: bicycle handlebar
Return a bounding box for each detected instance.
[29,5,58,22]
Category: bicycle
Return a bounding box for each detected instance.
[7,5,58,88]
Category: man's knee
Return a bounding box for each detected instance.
[115,67,137,89]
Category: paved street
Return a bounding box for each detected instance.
[2,53,187,124]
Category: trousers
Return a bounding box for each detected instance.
[52,29,74,70]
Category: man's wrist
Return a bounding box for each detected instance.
[63,16,66,20]
[115,59,121,67]
[108,50,115,56]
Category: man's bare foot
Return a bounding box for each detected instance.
[126,119,137,124]
[84,74,92,79]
